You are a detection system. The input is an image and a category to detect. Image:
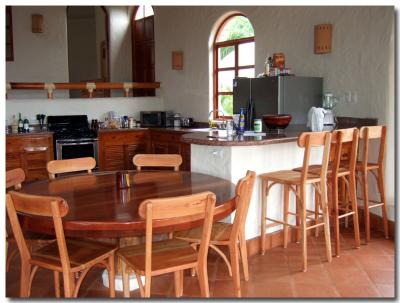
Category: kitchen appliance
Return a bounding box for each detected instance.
[307,107,336,131]
[181,117,195,128]
[174,113,181,127]
[47,115,98,166]
[140,111,173,127]
[322,92,337,130]
[233,76,323,131]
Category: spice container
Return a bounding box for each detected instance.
[254,119,262,132]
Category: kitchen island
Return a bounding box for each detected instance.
[182,126,323,242]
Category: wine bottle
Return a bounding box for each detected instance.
[18,113,23,133]
[23,118,29,133]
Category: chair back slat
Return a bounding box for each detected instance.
[230,171,256,242]
[297,131,332,182]
[359,126,386,167]
[330,128,359,174]
[6,168,25,190]
[47,157,96,180]
[8,191,69,218]
[133,154,182,172]
[138,191,215,220]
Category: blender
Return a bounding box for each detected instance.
[322,93,337,130]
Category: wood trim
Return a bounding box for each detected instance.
[213,13,255,119]
[6,6,14,61]
[8,82,161,99]
[358,208,395,239]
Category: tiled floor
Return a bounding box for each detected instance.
[6,229,395,298]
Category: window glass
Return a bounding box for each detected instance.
[216,16,254,42]
[135,5,154,20]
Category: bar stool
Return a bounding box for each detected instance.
[259,131,332,272]
[357,125,389,242]
[305,128,361,257]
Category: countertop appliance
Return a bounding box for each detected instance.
[140,111,173,128]
[233,76,323,130]
[47,115,98,166]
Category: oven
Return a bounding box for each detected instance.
[56,138,99,167]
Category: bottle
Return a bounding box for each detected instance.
[11,115,18,134]
[23,118,29,133]
[239,107,246,133]
[254,119,262,133]
[18,113,23,133]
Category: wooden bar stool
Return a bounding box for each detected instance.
[356,125,389,242]
[305,128,361,257]
[259,131,332,272]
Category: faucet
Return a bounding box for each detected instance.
[208,110,226,129]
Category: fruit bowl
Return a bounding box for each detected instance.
[262,114,292,130]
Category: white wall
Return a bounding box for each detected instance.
[154,6,395,219]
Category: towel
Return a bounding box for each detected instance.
[307,107,326,132]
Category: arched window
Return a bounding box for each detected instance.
[213,14,255,117]
[132,5,155,96]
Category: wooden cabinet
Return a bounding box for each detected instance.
[98,130,149,171]
[150,130,191,171]
[6,134,54,182]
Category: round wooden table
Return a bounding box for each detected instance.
[19,171,237,238]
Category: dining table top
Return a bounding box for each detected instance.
[18,171,237,238]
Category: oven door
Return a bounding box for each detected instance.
[56,139,99,167]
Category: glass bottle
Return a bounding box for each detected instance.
[23,118,29,133]
[18,113,23,133]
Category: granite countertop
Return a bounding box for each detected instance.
[6,129,53,137]
[182,126,309,146]
[97,126,211,134]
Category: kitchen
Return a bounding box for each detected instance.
[5,5,395,299]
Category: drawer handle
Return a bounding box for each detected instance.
[24,146,48,152]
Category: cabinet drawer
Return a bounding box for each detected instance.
[6,136,51,152]
[101,131,147,146]
[151,132,184,143]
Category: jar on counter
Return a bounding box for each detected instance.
[254,119,262,133]
[129,117,136,128]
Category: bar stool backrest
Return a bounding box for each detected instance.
[359,126,386,169]
[133,154,182,171]
[330,128,359,175]
[297,131,332,183]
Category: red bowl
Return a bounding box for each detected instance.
[262,114,292,129]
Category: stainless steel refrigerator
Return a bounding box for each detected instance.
[233,76,323,130]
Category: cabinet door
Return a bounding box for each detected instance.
[167,142,181,154]
[24,150,52,181]
[152,142,169,154]
[102,145,125,171]
[126,144,147,170]
[6,152,24,171]
[180,143,191,171]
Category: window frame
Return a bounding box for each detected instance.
[213,13,255,119]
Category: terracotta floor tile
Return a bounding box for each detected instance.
[292,282,339,297]
[365,269,395,284]
[356,254,394,269]
[375,284,395,298]
[327,267,373,285]
[335,283,381,297]
[243,280,294,297]
[290,264,332,284]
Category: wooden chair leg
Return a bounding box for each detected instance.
[19,261,31,297]
[295,186,301,243]
[349,174,361,248]
[121,260,130,298]
[238,231,249,281]
[135,272,145,297]
[174,270,184,297]
[144,273,151,298]
[361,171,371,243]
[300,186,308,272]
[53,271,61,298]
[197,264,210,297]
[6,248,18,272]
[108,254,116,298]
[283,185,289,248]
[260,180,267,255]
[331,177,341,257]
[229,243,241,297]
[378,168,389,239]
[62,271,74,298]
[321,181,332,263]
[314,187,320,238]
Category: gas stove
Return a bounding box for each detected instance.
[47,115,98,164]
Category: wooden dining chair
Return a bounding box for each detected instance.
[46,157,96,180]
[259,131,332,272]
[6,191,117,298]
[118,191,216,298]
[6,168,55,273]
[356,125,389,242]
[133,154,182,171]
[175,170,256,297]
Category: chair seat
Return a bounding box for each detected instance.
[31,238,117,272]
[175,222,232,244]
[259,170,320,185]
[293,164,350,177]
[117,239,198,276]
[355,161,379,171]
